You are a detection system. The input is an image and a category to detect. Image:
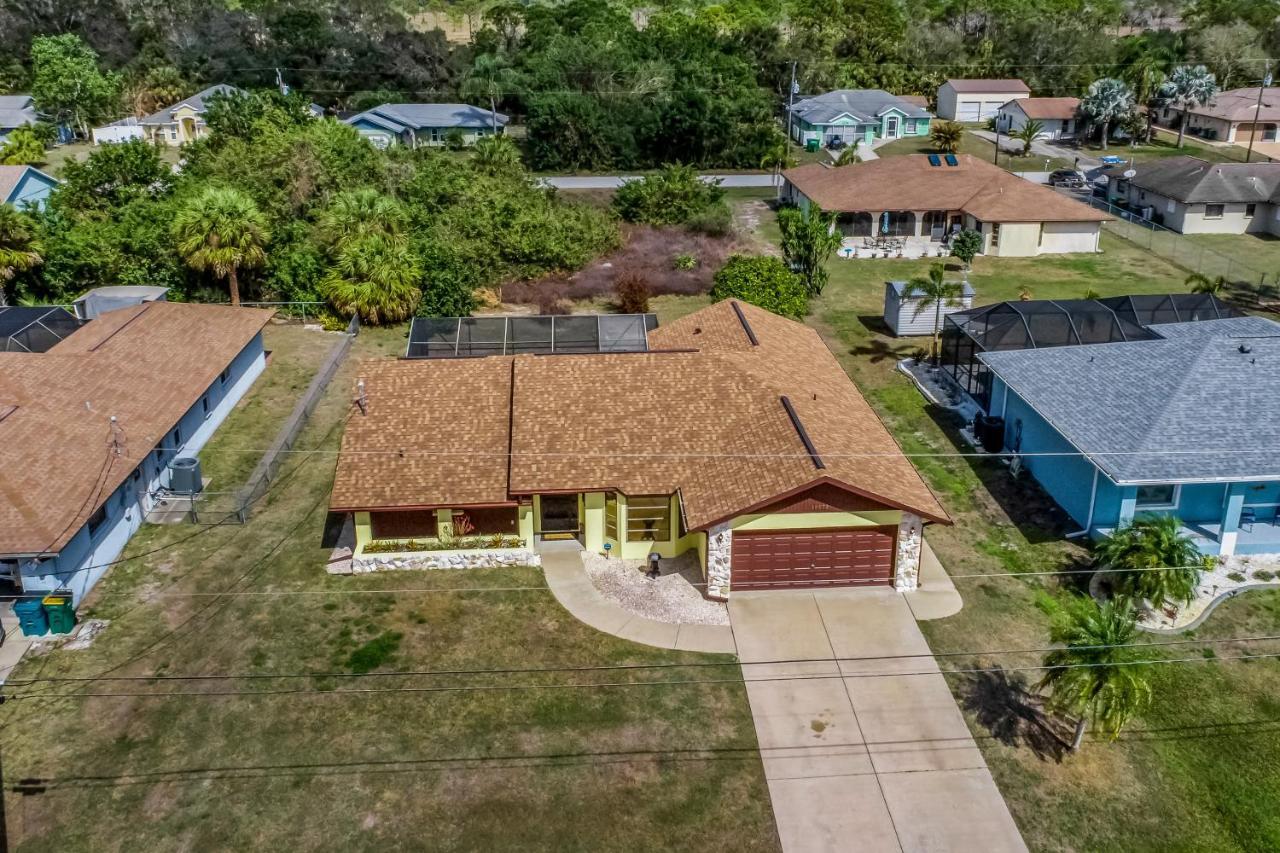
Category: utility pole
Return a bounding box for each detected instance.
[786,61,798,147]
[1246,64,1272,164]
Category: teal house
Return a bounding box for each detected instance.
[788,89,932,149]
[0,165,58,211]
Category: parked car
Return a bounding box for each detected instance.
[1048,169,1086,188]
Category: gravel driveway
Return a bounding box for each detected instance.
[582,552,729,626]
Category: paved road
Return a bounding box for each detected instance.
[541,173,780,189]
[730,589,1027,853]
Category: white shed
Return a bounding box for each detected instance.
[883,279,976,337]
[92,117,145,145]
[937,80,1030,122]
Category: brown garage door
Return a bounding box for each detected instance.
[1237,122,1277,143]
[731,527,896,590]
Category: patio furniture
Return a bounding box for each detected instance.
[1241,507,1256,531]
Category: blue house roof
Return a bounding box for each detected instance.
[980,315,1280,485]
[0,165,58,210]
[790,90,932,125]
[345,103,508,133]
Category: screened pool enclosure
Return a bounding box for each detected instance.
[406,314,658,359]
[941,294,1239,408]
[0,306,84,353]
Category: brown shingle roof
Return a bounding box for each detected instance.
[945,79,1030,94]
[783,155,1108,223]
[0,303,272,556]
[1010,97,1080,120]
[330,301,948,528]
[1188,87,1280,122]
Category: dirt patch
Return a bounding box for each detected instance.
[504,225,745,305]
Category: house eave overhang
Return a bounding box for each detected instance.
[692,475,951,531]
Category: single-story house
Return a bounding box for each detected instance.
[0,299,273,602]
[974,311,1280,557]
[330,301,949,597]
[1159,86,1280,144]
[343,103,508,148]
[788,90,932,149]
[883,279,976,337]
[1106,156,1280,234]
[0,165,59,211]
[782,154,1109,256]
[140,84,243,146]
[937,79,1030,122]
[0,95,38,143]
[995,97,1080,140]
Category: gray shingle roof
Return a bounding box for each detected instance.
[980,316,1280,484]
[790,90,932,125]
[1124,156,1280,204]
[346,103,509,132]
[888,279,976,299]
[0,95,37,130]
[140,84,242,125]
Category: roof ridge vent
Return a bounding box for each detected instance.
[730,301,759,346]
[780,396,825,470]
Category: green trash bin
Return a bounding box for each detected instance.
[42,594,76,635]
[805,138,819,152]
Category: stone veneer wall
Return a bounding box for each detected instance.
[706,522,732,600]
[895,513,923,591]
[354,549,541,573]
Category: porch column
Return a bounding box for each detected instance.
[583,492,606,553]
[913,211,926,238]
[518,503,534,550]
[1220,483,1248,556]
[436,508,453,538]
[872,211,885,237]
[1117,487,1138,529]
[354,512,372,555]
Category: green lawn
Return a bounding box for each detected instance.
[2,324,776,852]
[876,132,1073,173]
[36,140,183,178]
[1181,232,1280,274]
[1090,129,1270,165]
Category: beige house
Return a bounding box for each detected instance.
[1159,87,1280,144]
[936,79,1030,122]
[995,97,1080,140]
[1107,156,1280,234]
[782,155,1108,257]
[140,84,241,145]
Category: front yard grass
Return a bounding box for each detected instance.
[875,132,1073,172]
[1,324,777,852]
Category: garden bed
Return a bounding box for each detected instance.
[582,551,728,626]
[1132,553,1280,632]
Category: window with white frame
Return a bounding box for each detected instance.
[1135,484,1179,509]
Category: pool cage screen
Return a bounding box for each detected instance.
[406,314,658,359]
[941,294,1239,409]
[0,306,84,353]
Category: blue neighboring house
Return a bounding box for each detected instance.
[0,165,59,211]
[788,89,933,149]
[343,103,508,149]
[966,304,1280,557]
[0,297,274,603]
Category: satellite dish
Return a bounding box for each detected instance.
[1123,169,1137,178]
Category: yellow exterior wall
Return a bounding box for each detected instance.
[435,508,453,538]
[354,511,372,555]
[583,492,606,552]
[730,510,903,532]
[518,503,534,549]
[992,222,1041,257]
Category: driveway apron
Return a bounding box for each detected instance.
[730,590,1027,853]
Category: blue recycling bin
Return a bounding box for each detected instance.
[14,599,49,636]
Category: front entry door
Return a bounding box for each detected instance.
[539,495,580,539]
[884,116,899,139]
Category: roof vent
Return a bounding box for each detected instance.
[693,327,702,335]
[1239,343,1253,354]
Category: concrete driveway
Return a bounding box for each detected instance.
[730,590,1026,853]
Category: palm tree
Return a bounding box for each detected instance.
[1082,78,1136,151]
[1013,119,1044,156]
[760,136,796,194]
[318,188,409,248]
[1095,515,1203,608]
[320,233,422,324]
[930,120,964,154]
[462,53,519,134]
[1160,65,1218,149]
[173,188,269,308]
[908,264,963,365]
[1038,597,1153,752]
[1185,272,1228,295]
[834,142,862,166]
[0,204,43,307]
[471,134,523,175]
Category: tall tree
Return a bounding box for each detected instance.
[317,189,410,248]
[29,34,120,138]
[1159,65,1219,148]
[908,264,964,365]
[173,187,270,307]
[0,205,44,307]
[778,205,841,296]
[462,53,519,134]
[1081,78,1136,150]
[1038,598,1154,752]
[321,233,422,324]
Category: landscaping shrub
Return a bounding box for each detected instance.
[779,205,841,295]
[1253,569,1275,581]
[612,165,726,227]
[614,272,652,313]
[950,229,983,268]
[362,535,523,554]
[686,200,733,237]
[672,253,697,270]
[710,255,809,319]
[1227,571,1247,582]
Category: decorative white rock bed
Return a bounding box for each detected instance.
[581,551,729,626]
[1137,553,1280,632]
[353,548,542,573]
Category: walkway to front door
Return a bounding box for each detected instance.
[729,589,1027,853]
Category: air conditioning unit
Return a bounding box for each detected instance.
[1140,206,1154,221]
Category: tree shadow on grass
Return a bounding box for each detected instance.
[958,666,1067,763]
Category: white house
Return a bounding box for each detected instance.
[91,117,146,145]
[996,98,1080,140]
[937,79,1030,122]
[883,279,976,337]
